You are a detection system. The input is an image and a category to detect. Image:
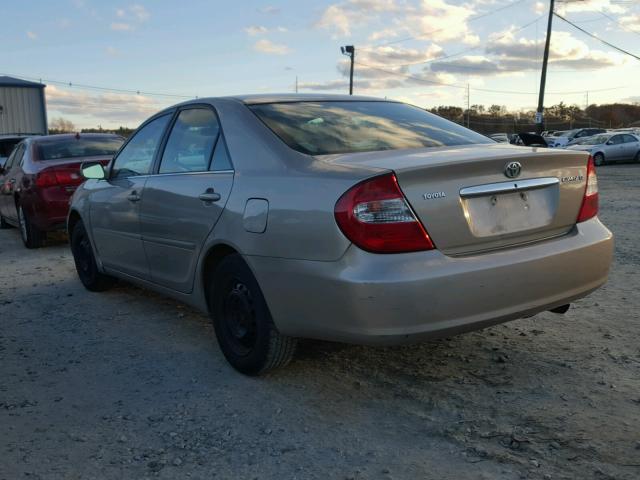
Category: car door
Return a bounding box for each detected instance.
[0,143,25,221]
[89,113,172,279]
[622,135,639,160]
[139,106,233,293]
[605,135,625,162]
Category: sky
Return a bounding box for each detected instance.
[2,0,639,128]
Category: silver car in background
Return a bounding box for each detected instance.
[68,94,613,375]
[566,132,640,165]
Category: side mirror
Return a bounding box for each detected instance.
[605,140,613,145]
[81,162,106,180]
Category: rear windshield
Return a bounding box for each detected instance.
[250,101,492,155]
[37,136,124,161]
[0,138,22,158]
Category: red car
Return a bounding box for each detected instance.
[0,133,124,248]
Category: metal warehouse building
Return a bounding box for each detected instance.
[0,76,48,135]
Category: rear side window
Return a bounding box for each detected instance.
[159,108,220,174]
[37,136,123,160]
[112,114,171,179]
[623,134,637,143]
[250,101,492,155]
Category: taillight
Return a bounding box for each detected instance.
[35,167,83,188]
[576,155,598,223]
[334,173,435,253]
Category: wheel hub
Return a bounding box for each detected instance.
[222,282,257,354]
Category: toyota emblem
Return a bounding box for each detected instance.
[504,161,522,179]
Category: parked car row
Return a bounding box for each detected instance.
[0,133,124,246]
[1,95,614,375]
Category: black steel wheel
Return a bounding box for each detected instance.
[70,221,115,291]
[210,254,296,375]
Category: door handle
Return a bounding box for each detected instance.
[198,188,221,203]
[127,191,141,202]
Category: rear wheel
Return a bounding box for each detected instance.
[593,153,605,166]
[17,204,45,248]
[209,254,297,375]
[70,221,115,291]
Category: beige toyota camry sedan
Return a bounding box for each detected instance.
[68,95,613,375]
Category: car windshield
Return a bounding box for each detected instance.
[36,136,123,160]
[576,135,610,145]
[250,101,492,155]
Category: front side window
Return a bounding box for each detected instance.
[609,135,623,145]
[250,101,492,156]
[159,108,220,174]
[111,114,171,179]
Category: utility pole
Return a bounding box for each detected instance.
[466,83,471,128]
[341,45,355,95]
[536,0,555,134]
[295,75,298,93]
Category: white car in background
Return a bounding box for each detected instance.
[547,128,606,148]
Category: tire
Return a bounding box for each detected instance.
[209,254,297,375]
[70,221,116,292]
[634,151,640,163]
[593,153,605,166]
[17,204,45,249]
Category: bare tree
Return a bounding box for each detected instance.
[49,117,77,133]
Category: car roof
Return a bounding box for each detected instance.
[224,93,389,105]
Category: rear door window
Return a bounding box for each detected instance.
[159,108,220,174]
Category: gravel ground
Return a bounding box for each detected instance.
[1,164,639,480]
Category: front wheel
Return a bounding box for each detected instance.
[593,153,605,166]
[209,254,297,375]
[18,204,45,248]
[70,221,116,291]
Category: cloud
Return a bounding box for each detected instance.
[358,44,444,66]
[45,85,165,127]
[485,30,624,71]
[130,4,150,21]
[105,46,119,57]
[253,39,292,55]
[110,4,150,31]
[26,30,38,40]
[245,25,269,36]
[259,6,281,14]
[244,25,287,36]
[555,0,627,15]
[316,5,352,37]
[620,14,640,33]
[110,22,133,31]
[624,96,640,104]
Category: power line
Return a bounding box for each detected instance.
[356,62,627,95]
[598,11,640,38]
[553,12,640,61]
[0,72,197,99]
[364,14,544,69]
[361,0,531,50]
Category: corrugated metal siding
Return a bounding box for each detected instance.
[0,87,47,135]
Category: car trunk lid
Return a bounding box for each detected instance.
[322,144,590,255]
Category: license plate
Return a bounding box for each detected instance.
[462,188,557,237]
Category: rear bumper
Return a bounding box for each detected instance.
[23,187,73,231]
[247,217,613,344]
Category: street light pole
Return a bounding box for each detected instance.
[341,45,355,95]
[536,0,555,134]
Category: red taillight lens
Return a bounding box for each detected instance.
[577,156,598,223]
[334,173,435,253]
[35,167,83,188]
